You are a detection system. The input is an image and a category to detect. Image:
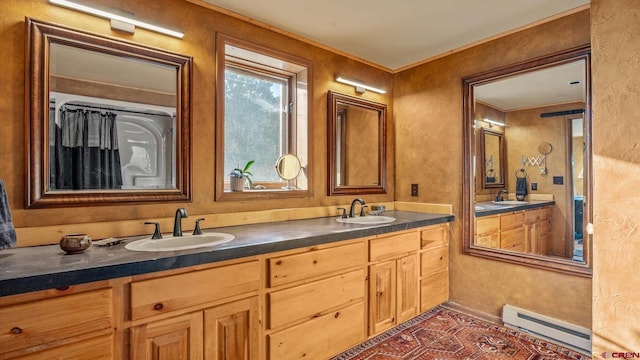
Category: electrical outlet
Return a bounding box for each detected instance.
[411,183,419,196]
[531,182,537,191]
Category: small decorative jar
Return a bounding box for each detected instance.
[60,233,92,254]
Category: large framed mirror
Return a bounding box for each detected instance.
[328,91,387,195]
[25,18,192,208]
[463,45,592,276]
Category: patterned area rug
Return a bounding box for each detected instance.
[331,305,590,360]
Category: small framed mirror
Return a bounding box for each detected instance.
[275,154,302,190]
[25,18,192,208]
[479,128,505,189]
[327,91,387,195]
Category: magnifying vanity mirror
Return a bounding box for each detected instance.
[463,45,592,276]
[327,91,387,195]
[25,18,192,207]
[275,154,302,190]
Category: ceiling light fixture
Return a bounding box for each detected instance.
[49,0,184,39]
[336,76,386,94]
[483,118,506,127]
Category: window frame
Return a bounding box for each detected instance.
[215,34,312,201]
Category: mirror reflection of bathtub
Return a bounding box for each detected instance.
[49,92,176,190]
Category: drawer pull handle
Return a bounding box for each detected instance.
[334,312,341,318]
[153,303,164,311]
[275,260,282,265]
[11,327,22,334]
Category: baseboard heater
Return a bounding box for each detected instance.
[502,304,591,355]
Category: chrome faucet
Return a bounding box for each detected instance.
[173,208,188,236]
[495,189,508,202]
[349,198,366,218]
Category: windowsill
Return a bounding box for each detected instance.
[217,188,312,201]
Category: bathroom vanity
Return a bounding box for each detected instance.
[0,211,453,360]
[475,201,553,254]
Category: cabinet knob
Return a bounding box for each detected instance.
[334,312,341,318]
[11,327,22,335]
[153,303,164,311]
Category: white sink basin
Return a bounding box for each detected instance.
[125,233,235,252]
[336,216,396,225]
[492,200,528,205]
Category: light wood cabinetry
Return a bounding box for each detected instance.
[0,281,121,360]
[1,220,453,360]
[368,230,420,335]
[265,241,366,360]
[130,260,260,360]
[475,206,551,254]
[419,224,450,311]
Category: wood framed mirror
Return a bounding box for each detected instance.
[25,18,192,208]
[479,127,505,189]
[463,45,592,276]
[327,91,387,196]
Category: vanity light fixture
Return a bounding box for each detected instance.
[49,0,184,39]
[336,76,386,94]
[483,118,506,127]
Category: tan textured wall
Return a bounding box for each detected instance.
[0,0,393,246]
[394,10,592,326]
[591,0,640,355]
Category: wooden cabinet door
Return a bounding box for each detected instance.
[131,313,203,360]
[396,254,419,324]
[204,297,259,360]
[368,261,396,335]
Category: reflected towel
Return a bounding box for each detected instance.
[515,176,528,197]
[0,179,17,250]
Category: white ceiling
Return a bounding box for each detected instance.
[474,60,586,111]
[201,0,589,71]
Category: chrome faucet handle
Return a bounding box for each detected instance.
[144,222,162,239]
[193,218,205,235]
[359,205,368,217]
[337,208,348,219]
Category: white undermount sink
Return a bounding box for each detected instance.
[125,233,235,252]
[336,215,396,225]
[492,200,529,205]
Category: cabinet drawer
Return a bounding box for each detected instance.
[268,301,365,360]
[420,224,448,249]
[501,211,525,229]
[0,289,113,355]
[420,245,448,276]
[540,206,551,219]
[420,270,449,312]
[131,261,259,321]
[369,231,419,261]
[500,226,525,249]
[16,334,113,360]
[475,215,499,235]
[475,232,499,248]
[268,242,365,287]
[524,209,540,223]
[267,269,365,329]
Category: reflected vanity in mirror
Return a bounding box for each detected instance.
[463,45,592,276]
[328,91,387,195]
[25,18,192,207]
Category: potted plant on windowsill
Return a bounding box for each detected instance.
[229,160,255,191]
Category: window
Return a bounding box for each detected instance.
[216,35,311,199]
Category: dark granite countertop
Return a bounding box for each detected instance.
[475,200,554,217]
[0,211,454,297]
